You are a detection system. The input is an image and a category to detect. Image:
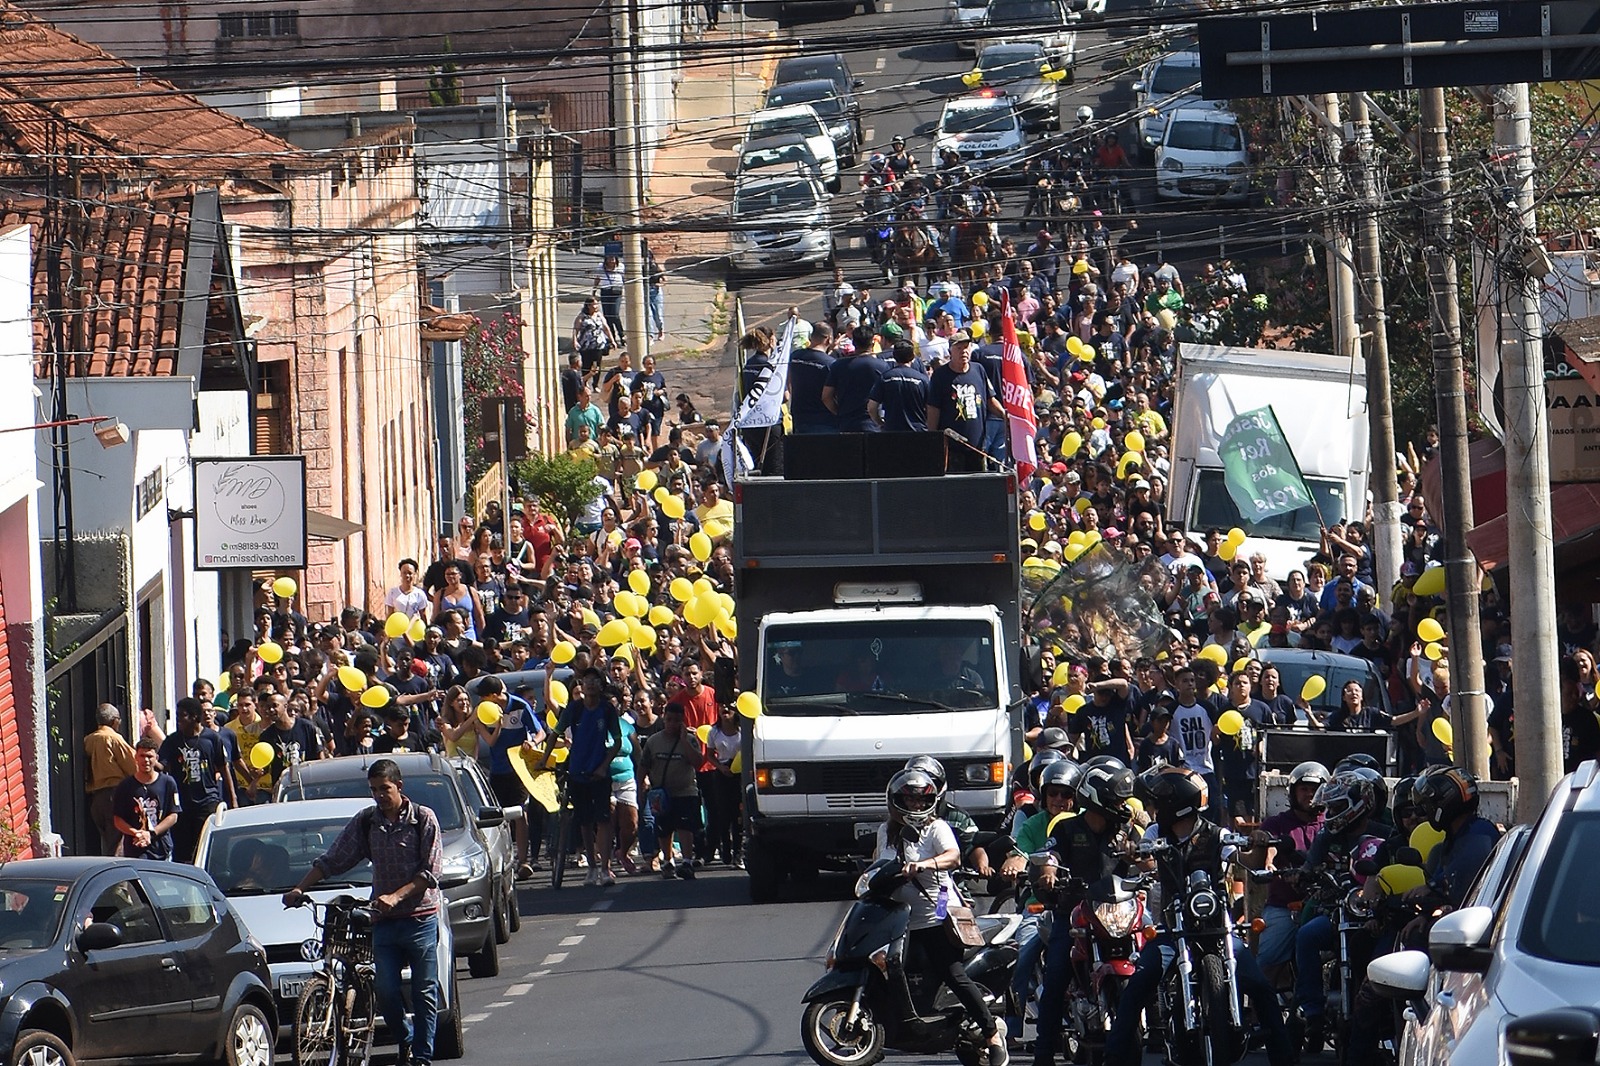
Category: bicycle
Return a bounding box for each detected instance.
[290,895,378,1066]
[549,767,575,890]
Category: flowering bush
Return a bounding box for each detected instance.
[463,312,538,482]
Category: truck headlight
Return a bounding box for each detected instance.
[770,768,796,787]
[1163,159,1183,172]
[964,764,991,784]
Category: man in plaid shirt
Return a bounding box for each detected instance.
[284,758,445,1066]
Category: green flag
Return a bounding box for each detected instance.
[1219,406,1315,520]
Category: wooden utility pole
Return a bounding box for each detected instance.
[1418,86,1490,777]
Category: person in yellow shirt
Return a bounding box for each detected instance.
[222,690,269,804]
[694,481,735,542]
[1133,392,1168,440]
[84,704,135,854]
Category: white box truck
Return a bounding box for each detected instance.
[1167,344,1369,580]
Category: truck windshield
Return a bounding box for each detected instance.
[762,618,999,712]
[1188,469,1347,541]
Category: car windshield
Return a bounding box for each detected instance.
[1166,119,1244,152]
[944,105,1018,135]
[776,62,845,90]
[735,180,820,216]
[290,773,466,831]
[740,144,817,173]
[762,618,1000,712]
[1256,656,1384,716]
[1150,61,1201,95]
[957,0,987,9]
[0,878,67,949]
[205,818,374,895]
[987,0,1063,23]
[1189,470,1347,541]
[980,47,1045,81]
[1520,813,1600,965]
[750,112,820,139]
[767,84,844,119]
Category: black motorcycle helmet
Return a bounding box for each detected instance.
[1038,758,1084,798]
[1335,753,1381,774]
[903,755,948,804]
[1141,765,1208,829]
[887,768,941,831]
[1392,775,1423,822]
[1077,759,1136,822]
[1412,765,1480,830]
[1349,765,1389,815]
[1029,748,1067,793]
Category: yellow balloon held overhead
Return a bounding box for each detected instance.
[1417,617,1445,643]
[1412,565,1447,598]
[272,577,297,599]
[648,605,675,628]
[477,700,503,726]
[1432,716,1454,747]
[408,617,427,643]
[580,607,601,630]
[694,577,715,596]
[662,495,686,520]
[716,615,738,640]
[1218,541,1239,563]
[249,742,275,770]
[1125,430,1145,453]
[1425,642,1445,661]
[549,679,570,708]
[1217,709,1245,736]
[636,468,658,493]
[670,577,693,602]
[1301,675,1327,701]
[384,612,410,639]
[596,618,631,647]
[684,595,717,629]
[360,685,391,709]
[1410,822,1446,863]
[972,291,989,308]
[1051,662,1070,688]
[737,691,763,719]
[1226,527,1247,545]
[690,531,714,562]
[1061,693,1086,715]
[551,640,577,664]
[257,641,284,665]
[338,665,367,693]
[1028,512,1048,532]
[628,569,652,596]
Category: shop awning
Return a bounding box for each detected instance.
[307,510,362,541]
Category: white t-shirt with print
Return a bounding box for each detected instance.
[874,818,958,930]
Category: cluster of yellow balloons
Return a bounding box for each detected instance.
[1216,527,1248,562]
[383,611,428,643]
[336,663,392,709]
[1065,336,1094,363]
[652,487,687,520]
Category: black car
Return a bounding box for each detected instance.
[771,53,863,144]
[0,857,277,1066]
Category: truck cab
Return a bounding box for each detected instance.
[733,471,1023,902]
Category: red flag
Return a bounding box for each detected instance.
[999,294,1038,481]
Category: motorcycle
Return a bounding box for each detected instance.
[1143,831,1260,1066]
[801,857,1024,1066]
[1064,873,1151,1065]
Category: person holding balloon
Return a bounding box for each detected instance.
[563,667,626,887]
[479,674,546,880]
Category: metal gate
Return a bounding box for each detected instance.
[45,607,130,857]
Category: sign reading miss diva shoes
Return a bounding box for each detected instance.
[193,456,308,570]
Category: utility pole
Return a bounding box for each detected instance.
[1317,95,1360,367]
[1493,82,1561,819]
[1349,93,1403,609]
[1418,86,1490,778]
[615,0,650,362]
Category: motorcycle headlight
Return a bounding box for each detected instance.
[854,870,875,899]
[1188,890,1220,920]
[1094,898,1141,937]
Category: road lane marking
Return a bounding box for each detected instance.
[464,1013,490,1024]
[882,1,892,9]
[578,917,601,927]
[506,983,533,996]
[559,935,585,947]
[530,969,551,977]
[485,1001,511,1008]
[865,128,875,144]
[589,899,615,911]
[541,952,568,965]
[875,56,886,70]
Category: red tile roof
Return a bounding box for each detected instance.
[0,4,308,180]
[5,195,194,378]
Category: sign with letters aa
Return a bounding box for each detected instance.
[193,456,308,570]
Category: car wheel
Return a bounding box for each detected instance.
[223,1002,274,1066]
[468,925,501,978]
[12,1030,75,1066]
[434,974,466,1061]
[507,882,522,933]
[493,888,510,945]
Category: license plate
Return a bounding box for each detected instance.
[279,976,307,1000]
[854,821,879,839]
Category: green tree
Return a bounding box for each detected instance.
[514,452,603,535]
[463,312,534,484]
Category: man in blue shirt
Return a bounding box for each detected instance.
[823,335,889,432]
[564,667,624,886]
[158,697,229,863]
[788,323,837,434]
[926,284,971,329]
[927,330,1003,471]
[480,675,544,879]
[868,341,930,432]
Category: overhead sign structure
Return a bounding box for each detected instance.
[1199,0,1600,99]
[193,456,308,570]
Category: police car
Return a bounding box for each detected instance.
[931,90,1028,180]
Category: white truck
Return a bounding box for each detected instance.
[732,472,1024,903]
[1167,343,1369,580]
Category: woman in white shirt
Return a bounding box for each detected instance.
[874,769,1009,1065]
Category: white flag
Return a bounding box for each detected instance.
[730,316,797,432]
[720,430,757,491]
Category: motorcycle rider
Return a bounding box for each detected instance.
[885,135,915,181]
[1292,767,1391,1053]
[874,767,1010,1066]
[904,754,998,877]
[1104,766,1293,1066]
[1030,758,1137,1066]
[1006,748,1069,836]
[1243,760,1328,983]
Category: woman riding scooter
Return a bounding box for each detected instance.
[876,767,1011,1066]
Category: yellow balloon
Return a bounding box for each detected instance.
[1158,309,1177,331]
[1425,641,1445,661]
[1376,863,1427,896]
[696,724,713,743]
[1061,431,1083,458]
[384,612,410,639]
[272,577,297,599]
[1066,531,1087,548]
[662,495,686,520]
[715,615,738,640]
[1028,512,1048,532]
[1023,742,1033,762]
[1064,543,1085,563]
[551,640,577,664]
[718,593,735,616]
[338,665,368,693]
[1217,709,1245,736]
[1126,796,1145,817]
[1432,716,1454,746]
[249,742,275,769]
[636,468,658,492]
[477,701,503,725]
[1410,822,1446,863]
[970,319,987,340]
[408,618,427,643]
[360,685,391,709]
[694,577,714,596]
[549,679,570,708]
[684,594,715,629]
[596,618,631,647]
[1224,528,1244,545]
[737,691,763,719]
[613,642,634,663]
[621,591,648,619]
[669,577,694,603]
[1197,644,1228,666]
[648,605,676,627]
[1061,694,1086,715]
[1125,431,1146,453]
[1072,260,1090,276]
[581,607,601,630]
[1083,531,1102,548]
[971,291,989,308]
[1042,66,1068,83]
[1417,617,1445,643]
[961,68,983,87]
[1231,657,1252,674]
[730,752,744,775]
[1066,336,1085,357]
[690,531,714,562]
[1412,566,1447,598]
[628,568,652,596]
[1218,541,1239,563]
[257,641,284,665]
[1051,662,1070,687]
[1091,417,1106,430]
[545,710,559,730]
[216,672,232,694]
[629,618,656,648]
[1301,675,1327,701]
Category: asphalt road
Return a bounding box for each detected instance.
[421,865,1285,1065]
[730,0,1309,332]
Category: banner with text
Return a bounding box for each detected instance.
[1219,406,1315,520]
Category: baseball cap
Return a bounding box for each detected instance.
[1049,461,1069,474]
[1493,644,1514,663]
[1133,478,1151,490]
[951,328,975,344]
[1065,471,1081,484]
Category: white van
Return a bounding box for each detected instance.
[1155,106,1250,203]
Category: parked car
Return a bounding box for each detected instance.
[729,172,835,278]
[762,79,859,164]
[772,0,875,28]
[771,52,863,142]
[193,797,466,1059]
[736,138,825,181]
[972,0,1084,55]
[947,0,991,54]
[1369,761,1600,1066]
[931,92,1028,180]
[1131,49,1206,161]
[974,39,1069,130]
[0,856,278,1066]
[743,105,840,191]
[1154,106,1251,203]
[275,752,506,978]
[449,754,522,944]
